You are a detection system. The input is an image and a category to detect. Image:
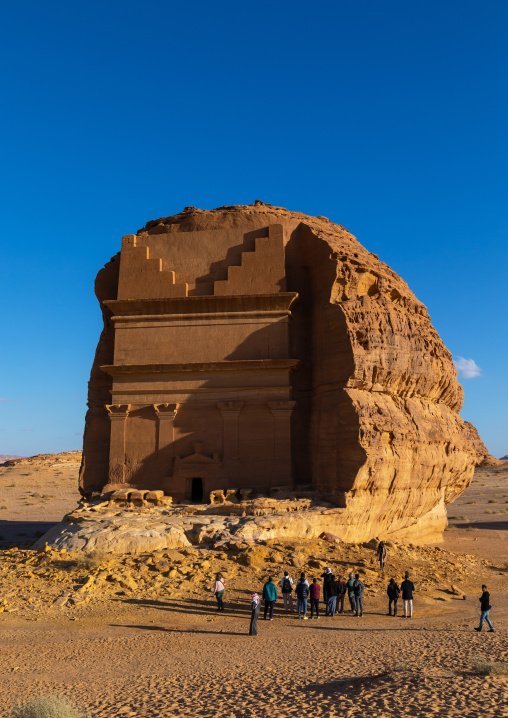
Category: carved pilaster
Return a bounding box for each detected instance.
[106,404,131,484]
[268,401,296,485]
[154,403,179,470]
[217,401,244,462]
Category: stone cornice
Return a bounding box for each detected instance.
[101,359,300,377]
[103,292,298,318]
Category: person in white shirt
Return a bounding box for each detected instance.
[280,571,294,613]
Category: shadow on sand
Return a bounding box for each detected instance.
[0,520,55,546]
[110,623,247,636]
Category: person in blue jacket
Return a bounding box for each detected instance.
[262,576,278,620]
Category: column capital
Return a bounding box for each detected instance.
[268,401,296,414]
[154,403,179,419]
[106,404,131,419]
[217,401,245,413]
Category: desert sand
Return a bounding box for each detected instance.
[0,455,507,717]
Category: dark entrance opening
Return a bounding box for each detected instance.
[191,477,204,503]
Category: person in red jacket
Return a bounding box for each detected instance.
[309,578,321,619]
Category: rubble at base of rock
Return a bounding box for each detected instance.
[0,537,488,619]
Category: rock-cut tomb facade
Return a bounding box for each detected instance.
[80,202,486,542]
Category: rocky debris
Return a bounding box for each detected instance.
[321,532,342,542]
[52,593,71,607]
[0,531,494,623]
[109,489,172,508]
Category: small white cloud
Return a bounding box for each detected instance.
[0,398,15,402]
[453,356,483,379]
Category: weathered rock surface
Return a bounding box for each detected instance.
[37,490,446,554]
[79,202,486,544]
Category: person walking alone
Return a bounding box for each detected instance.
[309,578,320,619]
[353,573,364,617]
[387,578,400,616]
[347,572,356,613]
[475,585,495,632]
[281,571,294,614]
[249,592,261,636]
[262,576,278,620]
[377,541,387,571]
[401,572,415,618]
[212,572,225,612]
[296,573,310,619]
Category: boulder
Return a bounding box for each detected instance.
[79,204,485,545]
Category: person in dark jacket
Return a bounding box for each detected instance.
[249,592,261,635]
[346,572,356,613]
[353,573,364,617]
[321,567,335,605]
[400,571,415,617]
[262,576,278,620]
[326,576,339,617]
[309,578,321,619]
[296,573,310,619]
[377,541,387,571]
[336,576,347,614]
[387,578,400,616]
[475,585,494,632]
[280,571,294,614]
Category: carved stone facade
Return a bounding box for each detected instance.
[91,222,298,500]
[80,203,485,541]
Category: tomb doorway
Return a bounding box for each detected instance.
[191,477,204,503]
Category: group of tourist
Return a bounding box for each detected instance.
[211,542,495,636]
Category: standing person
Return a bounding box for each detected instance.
[281,571,294,614]
[296,573,310,619]
[336,575,347,614]
[321,567,335,606]
[326,576,339,617]
[377,541,387,571]
[262,576,278,620]
[475,585,495,632]
[212,572,225,612]
[309,578,321,619]
[400,571,415,618]
[387,578,400,616]
[347,572,356,613]
[353,573,364,617]
[249,592,261,636]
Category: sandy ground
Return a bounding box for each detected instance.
[0,452,81,546]
[0,457,507,717]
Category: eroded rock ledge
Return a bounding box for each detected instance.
[37,488,447,555]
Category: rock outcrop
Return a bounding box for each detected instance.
[80,202,485,544]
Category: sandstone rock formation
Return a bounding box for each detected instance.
[80,202,486,544]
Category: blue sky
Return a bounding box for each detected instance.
[0,0,506,457]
